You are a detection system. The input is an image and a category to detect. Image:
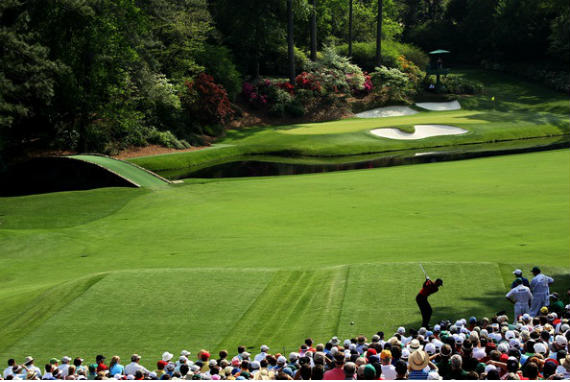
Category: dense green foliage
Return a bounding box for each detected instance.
[0,149,568,362]
[1,0,568,162]
[0,0,232,160]
[402,0,569,68]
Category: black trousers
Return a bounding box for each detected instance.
[416,294,432,328]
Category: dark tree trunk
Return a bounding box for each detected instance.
[348,0,353,56]
[376,0,383,67]
[310,0,317,61]
[287,0,295,84]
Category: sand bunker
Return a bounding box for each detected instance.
[371,125,467,140]
[415,100,461,111]
[355,105,418,118]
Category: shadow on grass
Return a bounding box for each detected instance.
[399,270,570,331]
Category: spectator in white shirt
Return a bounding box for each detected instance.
[124,354,149,376]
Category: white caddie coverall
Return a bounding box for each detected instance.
[530,273,554,316]
[506,284,532,322]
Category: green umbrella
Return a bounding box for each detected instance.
[429,49,450,55]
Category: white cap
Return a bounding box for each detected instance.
[209,359,217,367]
[513,269,522,276]
[260,345,269,352]
[485,364,497,373]
[424,343,436,355]
[289,352,299,360]
[505,330,515,340]
[179,356,188,363]
[181,350,191,357]
[162,352,173,362]
[555,335,568,347]
[62,356,71,363]
[401,348,410,359]
[533,342,547,354]
[397,327,405,334]
[509,339,521,349]
[427,371,442,380]
[497,342,509,353]
[277,356,287,364]
[344,339,351,347]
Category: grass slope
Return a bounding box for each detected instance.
[0,150,568,363]
[129,70,569,176]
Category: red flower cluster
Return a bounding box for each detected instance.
[186,73,233,123]
[276,81,295,95]
[295,72,322,93]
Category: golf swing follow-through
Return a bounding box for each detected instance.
[416,264,443,329]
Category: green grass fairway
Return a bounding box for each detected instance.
[1,150,568,364]
[71,155,169,187]
[130,70,569,175]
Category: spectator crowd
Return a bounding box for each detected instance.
[3,270,569,380]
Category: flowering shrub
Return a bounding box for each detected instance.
[184,73,234,124]
[242,81,268,107]
[295,72,322,93]
[370,66,411,101]
[276,81,295,95]
[241,79,304,117]
[397,56,425,87]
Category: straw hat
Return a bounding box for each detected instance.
[409,350,429,371]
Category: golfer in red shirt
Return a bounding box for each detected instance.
[416,277,443,329]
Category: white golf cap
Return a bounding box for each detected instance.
[181,350,191,356]
[485,364,497,373]
[397,327,405,334]
[260,345,269,352]
[513,269,522,276]
[162,352,173,362]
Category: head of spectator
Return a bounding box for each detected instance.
[395,360,407,379]
[343,362,356,379]
[408,350,429,372]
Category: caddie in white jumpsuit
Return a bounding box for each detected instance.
[529,266,554,316]
[506,278,532,323]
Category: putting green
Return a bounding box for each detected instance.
[71,155,169,188]
[0,150,568,364]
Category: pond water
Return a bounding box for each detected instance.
[157,136,569,180]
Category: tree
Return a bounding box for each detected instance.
[348,0,353,56]
[376,0,383,66]
[310,0,317,61]
[287,0,296,84]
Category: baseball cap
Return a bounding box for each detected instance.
[181,350,191,357]
[397,327,405,334]
[513,269,522,276]
[50,358,60,364]
[260,345,269,352]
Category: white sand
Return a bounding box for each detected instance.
[415,100,461,111]
[355,105,418,118]
[370,125,467,140]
